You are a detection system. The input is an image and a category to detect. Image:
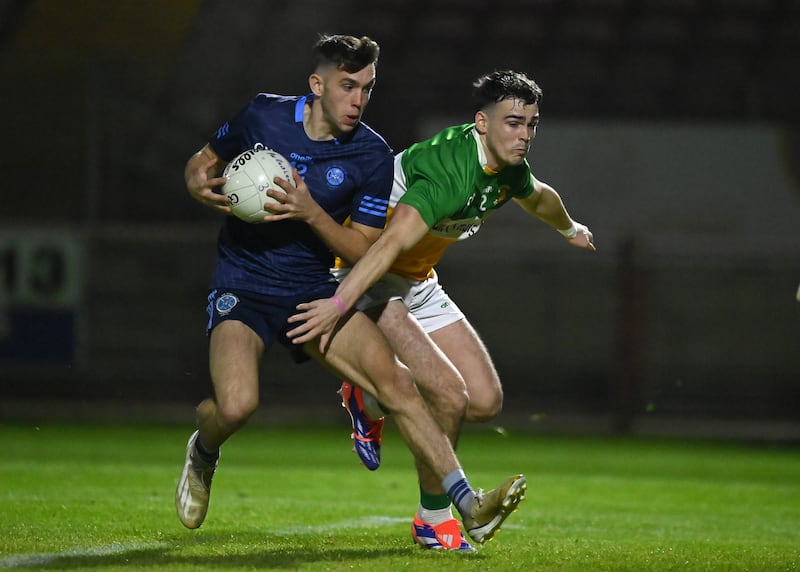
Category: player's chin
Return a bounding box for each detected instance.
[508,153,527,166]
[340,115,360,130]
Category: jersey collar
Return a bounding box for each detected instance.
[295,95,311,123]
[471,127,498,175]
[296,93,348,144]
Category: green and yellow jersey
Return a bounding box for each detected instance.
[337,123,535,280]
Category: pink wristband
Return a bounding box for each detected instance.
[331,295,346,317]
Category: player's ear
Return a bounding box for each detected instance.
[475,110,488,134]
[309,73,324,96]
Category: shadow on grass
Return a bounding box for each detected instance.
[6,532,487,569]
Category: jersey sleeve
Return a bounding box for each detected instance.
[348,146,394,228]
[397,150,471,228]
[207,97,265,162]
[398,178,455,228]
[514,162,536,199]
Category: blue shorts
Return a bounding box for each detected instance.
[206,284,337,363]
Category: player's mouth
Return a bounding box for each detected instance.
[342,114,360,126]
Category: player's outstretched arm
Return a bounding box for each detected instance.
[185,144,232,214]
[286,204,430,348]
[515,176,596,251]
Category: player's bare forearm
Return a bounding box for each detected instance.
[517,180,572,228]
[307,219,381,267]
[287,231,403,345]
[515,179,596,251]
[332,204,428,309]
[286,204,428,346]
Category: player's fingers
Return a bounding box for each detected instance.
[318,332,332,353]
[582,230,595,250]
[272,177,294,193]
[204,193,232,207]
[285,321,307,338]
[287,308,312,325]
[260,212,291,223]
[287,324,316,344]
[290,167,302,187]
[207,175,227,188]
[266,188,288,203]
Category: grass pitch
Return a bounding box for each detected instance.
[1,423,798,571]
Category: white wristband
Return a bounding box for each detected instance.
[558,223,577,239]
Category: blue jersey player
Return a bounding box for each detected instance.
[175,34,527,546]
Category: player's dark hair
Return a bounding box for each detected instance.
[312,34,380,73]
[472,70,542,113]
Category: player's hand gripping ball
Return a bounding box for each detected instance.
[221,148,295,222]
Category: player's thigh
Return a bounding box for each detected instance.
[376,300,465,399]
[306,310,411,411]
[429,318,502,414]
[209,320,264,410]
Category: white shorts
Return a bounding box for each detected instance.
[330,268,464,334]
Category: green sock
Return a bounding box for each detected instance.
[420,488,451,511]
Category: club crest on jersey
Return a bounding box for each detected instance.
[326,167,345,186]
[216,293,239,315]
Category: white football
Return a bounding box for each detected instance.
[221,148,295,223]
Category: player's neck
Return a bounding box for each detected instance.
[303,100,337,141]
[477,134,503,174]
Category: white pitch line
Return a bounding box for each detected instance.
[281,515,408,534]
[0,541,169,569]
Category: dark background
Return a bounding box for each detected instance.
[1,0,798,439]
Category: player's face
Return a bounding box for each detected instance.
[316,64,376,137]
[476,98,539,170]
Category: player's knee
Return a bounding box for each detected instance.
[215,396,258,430]
[466,386,503,422]
[416,372,469,420]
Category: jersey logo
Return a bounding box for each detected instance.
[215,293,239,315]
[429,216,483,240]
[326,167,345,186]
[214,122,230,140]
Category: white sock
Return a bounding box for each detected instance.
[417,505,454,525]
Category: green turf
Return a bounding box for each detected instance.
[1,423,798,571]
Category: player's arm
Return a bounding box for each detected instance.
[263,171,382,265]
[514,175,595,251]
[286,203,430,345]
[310,218,383,267]
[185,144,232,214]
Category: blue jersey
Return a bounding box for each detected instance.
[208,93,393,296]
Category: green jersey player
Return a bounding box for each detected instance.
[289,70,594,550]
